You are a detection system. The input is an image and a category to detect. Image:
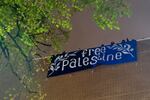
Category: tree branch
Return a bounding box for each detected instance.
[0,23,32,72]
[36,40,52,47]
[9,62,38,94]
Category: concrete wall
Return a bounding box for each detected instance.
[65,0,150,51]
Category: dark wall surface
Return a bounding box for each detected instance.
[41,39,150,100]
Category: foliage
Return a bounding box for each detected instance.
[0,0,130,99]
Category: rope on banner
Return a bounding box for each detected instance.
[33,37,150,61]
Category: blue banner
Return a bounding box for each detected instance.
[47,39,137,77]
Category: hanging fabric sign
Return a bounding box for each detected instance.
[47,39,137,77]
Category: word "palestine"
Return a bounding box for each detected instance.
[47,39,137,77]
